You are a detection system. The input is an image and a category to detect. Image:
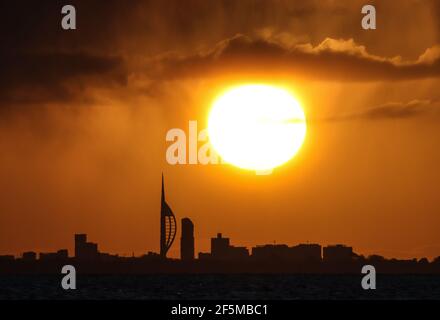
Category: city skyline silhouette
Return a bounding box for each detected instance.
[1,174,440,275]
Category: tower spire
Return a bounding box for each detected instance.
[160,173,176,258]
[161,172,165,202]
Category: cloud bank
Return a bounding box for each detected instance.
[156,35,440,82]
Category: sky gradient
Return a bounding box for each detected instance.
[1,0,440,259]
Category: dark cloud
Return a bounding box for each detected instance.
[323,99,440,121]
[362,101,429,119]
[0,0,136,53]
[0,51,126,106]
[0,0,439,105]
[0,1,130,106]
[0,51,125,87]
[156,35,440,82]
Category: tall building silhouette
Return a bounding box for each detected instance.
[75,234,87,258]
[204,233,249,260]
[323,245,354,263]
[75,234,99,260]
[180,218,194,261]
[22,251,37,262]
[160,174,177,258]
[211,233,230,258]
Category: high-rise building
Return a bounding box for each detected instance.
[74,234,99,260]
[22,251,37,262]
[75,234,87,258]
[290,244,322,262]
[210,233,249,260]
[180,218,194,261]
[39,249,68,261]
[323,244,354,263]
[160,174,177,258]
[251,243,322,262]
[211,233,230,259]
[251,244,290,260]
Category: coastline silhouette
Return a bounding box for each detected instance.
[1,175,439,275]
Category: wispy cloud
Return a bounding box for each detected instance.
[321,99,440,122]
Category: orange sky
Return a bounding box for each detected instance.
[0,0,440,260]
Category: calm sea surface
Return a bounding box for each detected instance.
[1,274,440,300]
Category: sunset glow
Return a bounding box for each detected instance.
[208,85,307,172]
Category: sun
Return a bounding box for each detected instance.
[208,84,307,173]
